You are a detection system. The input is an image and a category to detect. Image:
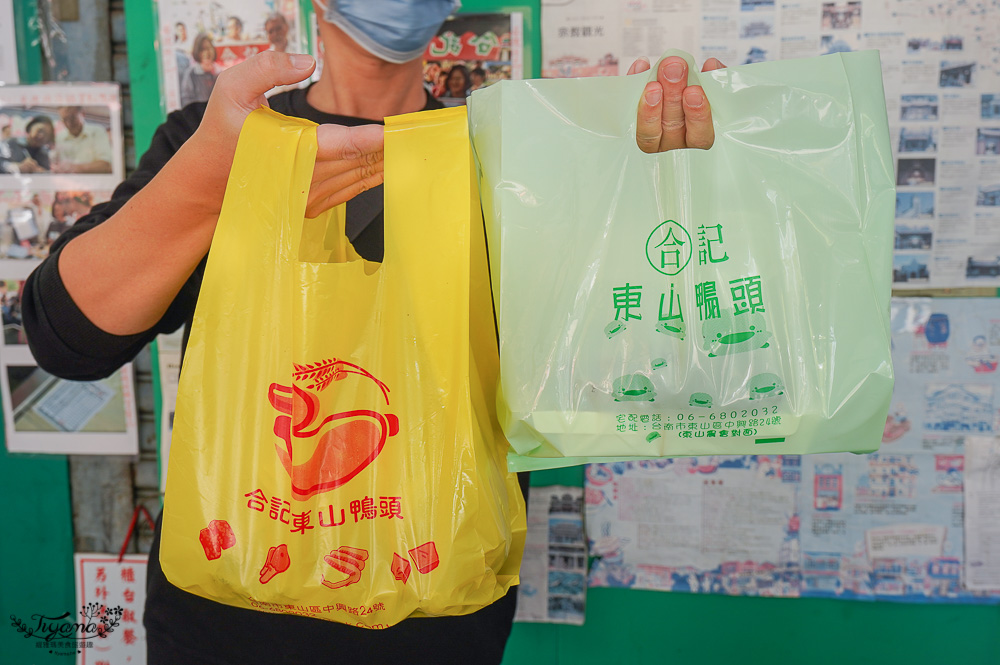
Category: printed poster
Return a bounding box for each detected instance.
[515,486,587,624]
[963,436,1000,590]
[586,456,802,597]
[423,13,524,107]
[798,452,990,602]
[883,298,1000,455]
[75,554,148,664]
[157,0,304,112]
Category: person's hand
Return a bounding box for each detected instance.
[189,51,384,219]
[16,157,45,173]
[628,56,725,153]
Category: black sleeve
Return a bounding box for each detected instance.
[21,103,209,381]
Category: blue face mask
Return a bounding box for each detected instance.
[316,0,461,64]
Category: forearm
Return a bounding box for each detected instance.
[57,134,228,335]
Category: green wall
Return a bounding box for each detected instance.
[0,440,75,663]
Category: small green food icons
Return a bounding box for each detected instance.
[646,432,662,443]
[651,358,668,370]
[688,392,713,408]
[612,374,657,402]
[654,319,685,341]
[700,309,771,357]
[605,320,627,339]
[749,372,784,399]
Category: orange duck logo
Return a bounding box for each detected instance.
[268,359,399,500]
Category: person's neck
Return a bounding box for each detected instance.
[306,43,425,121]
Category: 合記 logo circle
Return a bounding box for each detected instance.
[645,220,692,276]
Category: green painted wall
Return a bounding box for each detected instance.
[0,438,75,662]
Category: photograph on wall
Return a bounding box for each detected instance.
[0,84,123,189]
[0,278,25,345]
[0,357,138,454]
[422,13,523,108]
[158,0,304,112]
[0,189,110,261]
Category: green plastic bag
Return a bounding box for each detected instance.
[469,50,895,471]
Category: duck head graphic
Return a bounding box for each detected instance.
[268,359,399,500]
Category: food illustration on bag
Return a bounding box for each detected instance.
[701,309,772,357]
[321,545,369,590]
[604,320,627,339]
[612,374,657,402]
[391,553,412,584]
[408,541,440,574]
[259,544,291,584]
[748,373,784,400]
[199,519,236,561]
[689,392,713,408]
[268,359,400,500]
[654,319,686,340]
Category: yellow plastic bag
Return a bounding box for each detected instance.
[160,106,526,628]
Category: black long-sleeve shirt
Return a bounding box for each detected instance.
[22,89,519,665]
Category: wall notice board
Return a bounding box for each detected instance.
[120,0,1000,662]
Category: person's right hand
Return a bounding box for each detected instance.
[17,157,45,173]
[628,56,725,153]
[189,51,384,220]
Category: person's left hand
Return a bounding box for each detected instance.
[629,55,725,153]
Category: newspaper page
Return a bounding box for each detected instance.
[515,486,587,624]
[797,452,986,602]
[883,298,1000,455]
[963,436,1000,590]
[586,457,802,597]
[540,0,1000,289]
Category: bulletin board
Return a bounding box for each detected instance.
[118,1,1000,663]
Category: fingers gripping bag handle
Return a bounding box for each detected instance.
[469,49,895,471]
